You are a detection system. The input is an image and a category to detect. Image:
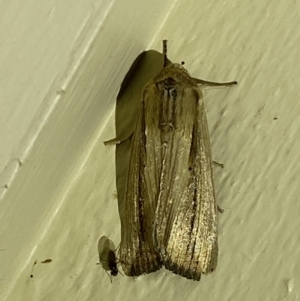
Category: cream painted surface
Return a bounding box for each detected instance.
[0,0,177,298]
[2,0,300,300]
[0,0,112,186]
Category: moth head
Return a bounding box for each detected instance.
[166,62,183,69]
[165,63,190,75]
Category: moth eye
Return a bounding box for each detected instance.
[181,61,185,65]
[188,166,192,171]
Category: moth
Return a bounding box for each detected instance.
[113,40,237,281]
[97,236,120,282]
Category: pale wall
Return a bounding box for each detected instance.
[1,0,299,300]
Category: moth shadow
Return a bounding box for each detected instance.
[114,49,171,219]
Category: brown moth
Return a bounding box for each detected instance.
[114,40,237,280]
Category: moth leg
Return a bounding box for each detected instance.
[213,161,224,168]
[193,78,238,87]
[213,161,224,213]
[217,205,224,213]
[114,242,121,252]
[117,269,124,277]
[104,132,133,145]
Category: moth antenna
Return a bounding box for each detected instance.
[163,39,168,67]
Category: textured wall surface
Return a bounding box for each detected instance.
[0,0,176,298]
[1,0,299,300]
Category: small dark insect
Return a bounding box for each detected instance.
[41,259,52,264]
[97,236,121,282]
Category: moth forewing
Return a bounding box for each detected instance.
[146,66,218,281]
[98,236,119,281]
[119,101,162,276]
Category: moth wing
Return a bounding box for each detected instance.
[119,83,162,276]
[154,86,218,281]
